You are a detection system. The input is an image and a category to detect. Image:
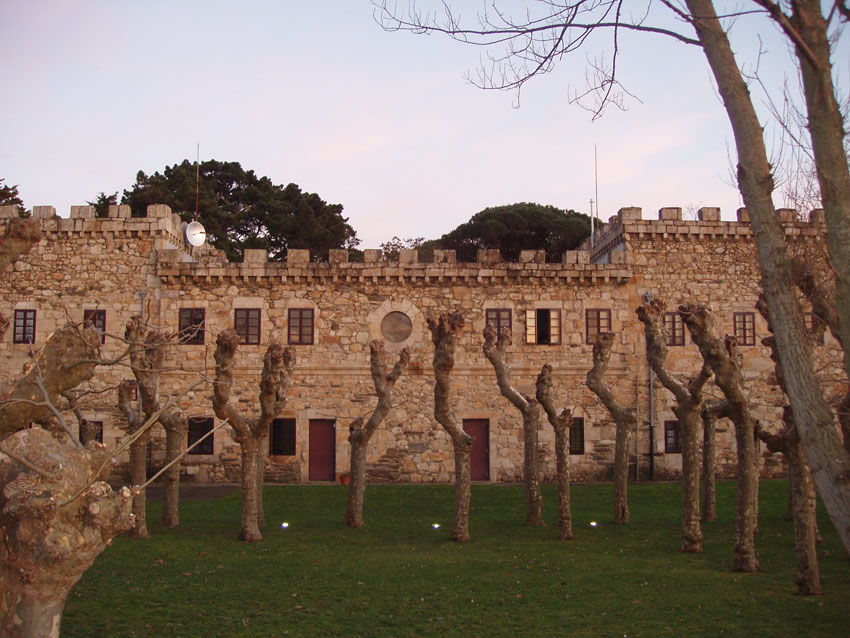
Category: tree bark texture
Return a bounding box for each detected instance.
[0,428,134,638]
[0,326,101,442]
[124,317,188,528]
[685,0,850,558]
[638,299,710,552]
[483,324,544,526]
[701,401,729,523]
[117,379,148,538]
[345,341,409,527]
[680,304,759,572]
[758,414,821,595]
[427,311,473,542]
[212,328,294,542]
[536,363,574,539]
[783,0,850,380]
[586,332,634,525]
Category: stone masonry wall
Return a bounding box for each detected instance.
[1,202,842,486]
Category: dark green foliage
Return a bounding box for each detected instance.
[62,482,848,637]
[0,178,27,217]
[87,192,118,218]
[121,160,359,261]
[438,202,592,262]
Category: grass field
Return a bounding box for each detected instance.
[61,481,848,637]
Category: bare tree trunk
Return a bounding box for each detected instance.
[0,216,41,272]
[759,415,821,595]
[586,332,635,524]
[685,0,850,558]
[427,311,473,541]
[536,363,573,539]
[638,300,711,552]
[117,380,149,538]
[161,424,184,527]
[255,441,265,528]
[680,304,759,572]
[212,329,294,542]
[483,324,544,526]
[0,429,134,638]
[345,341,409,527]
[701,401,729,523]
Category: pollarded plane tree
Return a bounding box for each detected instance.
[637,299,712,553]
[535,363,574,540]
[118,316,189,531]
[212,328,295,542]
[680,304,759,572]
[427,311,474,542]
[377,0,850,558]
[586,331,634,525]
[345,340,409,528]
[0,219,136,638]
[482,323,544,527]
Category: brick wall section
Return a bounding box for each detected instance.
[1,204,842,485]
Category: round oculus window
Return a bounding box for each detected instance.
[380,311,413,343]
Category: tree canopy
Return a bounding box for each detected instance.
[0,179,26,217]
[437,203,591,262]
[121,160,359,261]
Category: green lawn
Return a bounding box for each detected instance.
[62,481,848,638]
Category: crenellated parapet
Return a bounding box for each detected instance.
[587,205,827,263]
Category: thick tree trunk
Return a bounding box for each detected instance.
[586,332,634,524]
[680,304,759,571]
[483,324,544,526]
[345,342,409,528]
[212,329,295,542]
[0,429,135,638]
[129,433,150,538]
[427,311,473,541]
[536,363,573,539]
[160,424,184,527]
[255,442,265,529]
[239,437,262,542]
[345,425,369,528]
[685,0,850,557]
[638,300,710,552]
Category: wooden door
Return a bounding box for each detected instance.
[463,419,490,481]
[309,419,336,481]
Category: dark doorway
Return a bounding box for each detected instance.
[309,419,336,481]
[463,419,490,481]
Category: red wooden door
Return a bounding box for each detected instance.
[463,419,490,481]
[309,419,336,481]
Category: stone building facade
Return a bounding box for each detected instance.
[1,202,841,485]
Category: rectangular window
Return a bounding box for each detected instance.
[83,309,106,344]
[79,420,104,445]
[525,309,561,345]
[187,417,214,455]
[585,309,612,345]
[234,308,261,345]
[485,308,512,337]
[288,308,314,345]
[569,417,585,455]
[665,420,682,453]
[270,418,296,456]
[178,308,206,345]
[13,309,36,344]
[733,312,756,346]
[664,312,685,346]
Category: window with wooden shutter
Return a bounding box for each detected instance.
[526,309,560,345]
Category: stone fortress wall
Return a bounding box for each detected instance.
[1,202,842,486]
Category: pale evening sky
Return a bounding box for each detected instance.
[1,1,843,249]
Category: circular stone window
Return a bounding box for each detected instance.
[380,311,413,343]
